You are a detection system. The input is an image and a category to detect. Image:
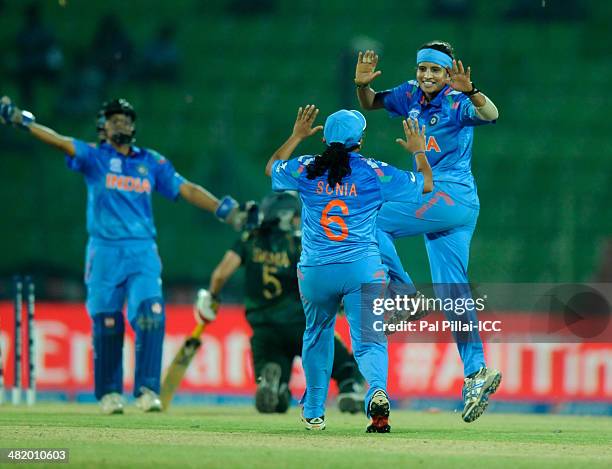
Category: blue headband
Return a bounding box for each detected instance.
[416,48,453,69]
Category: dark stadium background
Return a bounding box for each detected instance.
[1,0,611,303]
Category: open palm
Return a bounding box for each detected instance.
[447,59,473,92]
[355,50,382,86]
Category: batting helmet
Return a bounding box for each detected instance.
[98,98,136,145]
[260,192,301,230]
[100,98,136,121]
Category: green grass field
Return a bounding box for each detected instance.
[0,404,610,468]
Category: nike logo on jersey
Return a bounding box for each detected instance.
[105,173,152,194]
[315,181,358,197]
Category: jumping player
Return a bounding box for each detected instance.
[194,192,366,414]
[1,96,246,414]
[265,105,433,432]
[354,41,501,422]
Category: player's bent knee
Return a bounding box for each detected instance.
[93,312,125,336]
[130,297,165,331]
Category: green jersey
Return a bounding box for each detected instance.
[231,227,304,327]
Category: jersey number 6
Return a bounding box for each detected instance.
[320,199,349,242]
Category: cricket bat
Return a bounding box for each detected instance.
[160,322,206,410]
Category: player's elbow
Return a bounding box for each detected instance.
[178,182,196,202]
[265,160,274,177]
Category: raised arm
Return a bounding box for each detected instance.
[354,50,386,111]
[1,96,76,156]
[395,118,433,194]
[179,181,220,213]
[446,59,499,121]
[265,104,323,176]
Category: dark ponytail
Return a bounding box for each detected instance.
[306,142,352,187]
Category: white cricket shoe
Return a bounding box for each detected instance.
[135,387,162,412]
[302,413,326,431]
[100,392,124,415]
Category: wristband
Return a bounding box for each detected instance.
[18,110,36,131]
[355,82,369,89]
[413,150,426,158]
[215,195,238,221]
[463,84,480,97]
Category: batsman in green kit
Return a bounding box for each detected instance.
[195,192,365,413]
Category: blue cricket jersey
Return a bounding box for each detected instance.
[271,153,424,266]
[382,81,493,208]
[66,139,185,241]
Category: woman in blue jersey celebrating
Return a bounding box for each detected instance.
[265,105,433,432]
[354,41,501,423]
[1,95,245,414]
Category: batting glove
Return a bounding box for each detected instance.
[0,96,35,129]
[194,289,219,324]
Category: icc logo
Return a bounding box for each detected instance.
[408,109,420,120]
[110,158,122,173]
[430,115,439,126]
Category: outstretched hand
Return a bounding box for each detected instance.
[291,105,323,140]
[355,50,382,86]
[446,59,473,93]
[395,118,426,154]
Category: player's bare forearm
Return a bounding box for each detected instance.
[414,153,434,193]
[209,250,242,295]
[473,93,499,121]
[356,87,385,111]
[265,134,302,176]
[469,92,486,108]
[30,123,76,156]
[179,181,219,213]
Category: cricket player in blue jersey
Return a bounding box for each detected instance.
[265,105,433,432]
[1,96,246,414]
[354,41,501,422]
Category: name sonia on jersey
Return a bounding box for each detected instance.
[315,181,358,197]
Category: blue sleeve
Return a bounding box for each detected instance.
[455,95,495,127]
[382,82,410,118]
[153,156,186,201]
[65,138,95,174]
[271,158,301,192]
[376,162,424,203]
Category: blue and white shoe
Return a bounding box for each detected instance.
[461,367,502,423]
